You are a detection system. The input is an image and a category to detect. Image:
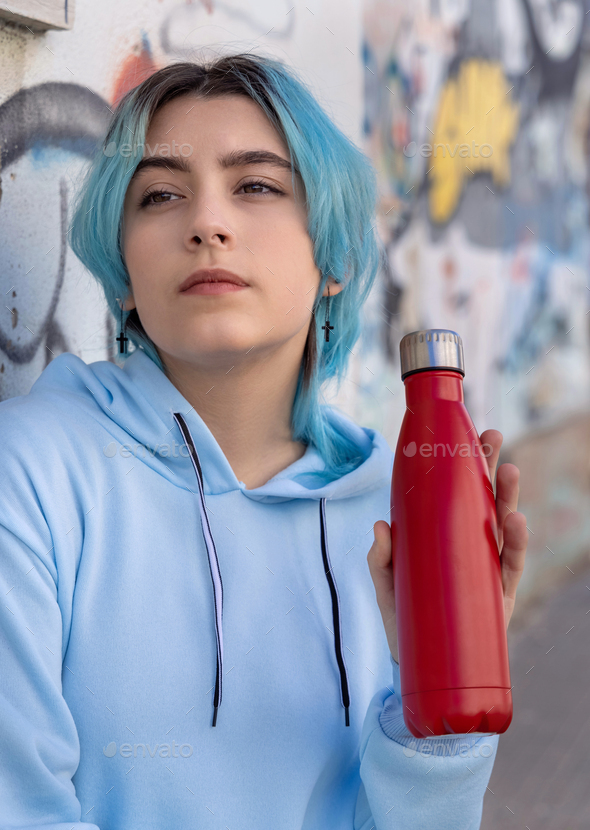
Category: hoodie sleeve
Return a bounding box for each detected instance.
[354,655,499,830]
[0,443,100,829]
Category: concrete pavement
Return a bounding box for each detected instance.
[480,560,590,829]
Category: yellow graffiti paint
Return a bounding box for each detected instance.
[428,59,519,224]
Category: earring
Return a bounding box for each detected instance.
[115,299,128,354]
[322,284,334,342]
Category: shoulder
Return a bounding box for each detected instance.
[0,353,106,443]
[0,386,78,457]
[0,354,112,495]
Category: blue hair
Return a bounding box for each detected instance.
[69,51,385,482]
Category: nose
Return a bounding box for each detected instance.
[183,192,238,252]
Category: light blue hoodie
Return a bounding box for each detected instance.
[0,348,498,829]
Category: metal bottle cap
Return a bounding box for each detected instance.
[399,329,465,379]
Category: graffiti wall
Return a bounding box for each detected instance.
[361,0,590,434]
[359,0,590,597]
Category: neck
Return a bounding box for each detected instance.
[158,342,308,487]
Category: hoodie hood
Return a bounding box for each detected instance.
[28,347,394,727]
[32,347,393,503]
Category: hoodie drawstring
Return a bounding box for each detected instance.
[173,412,224,727]
[173,412,350,728]
[319,498,351,726]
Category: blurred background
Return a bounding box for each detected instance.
[0,0,589,826]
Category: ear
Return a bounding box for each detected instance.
[321,275,345,297]
[117,292,136,312]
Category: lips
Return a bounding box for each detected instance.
[179,268,249,292]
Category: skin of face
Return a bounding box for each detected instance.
[121,93,343,366]
[120,93,343,486]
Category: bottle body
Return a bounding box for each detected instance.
[391,369,513,737]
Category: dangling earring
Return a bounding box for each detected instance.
[115,299,128,354]
[322,284,335,342]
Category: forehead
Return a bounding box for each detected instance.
[145,93,286,150]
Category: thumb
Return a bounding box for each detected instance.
[367,520,399,662]
[367,520,396,605]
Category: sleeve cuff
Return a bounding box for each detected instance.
[381,653,498,754]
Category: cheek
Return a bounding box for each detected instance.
[256,216,316,275]
[121,214,139,272]
[286,209,316,263]
[122,219,162,282]
[125,219,147,256]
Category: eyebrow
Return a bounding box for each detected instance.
[130,149,295,181]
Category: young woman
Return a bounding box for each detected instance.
[0,53,527,829]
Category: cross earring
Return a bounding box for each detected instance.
[322,284,334,342]
[115,298,128,354]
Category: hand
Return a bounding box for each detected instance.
[367,428,529,664]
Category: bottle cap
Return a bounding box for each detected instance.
[399,329,465,379]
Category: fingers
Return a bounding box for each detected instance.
[479,428,503,484]
[500,510,528,629]
[495,462,520,553]
[494,462,526,629]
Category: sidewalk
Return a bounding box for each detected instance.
[480,559,590,829]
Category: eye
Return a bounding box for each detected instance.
[238,178,284,196]
[138,178,284,209]
[138,188,182,208]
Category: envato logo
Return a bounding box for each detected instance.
[103,740,193,759]
[403,141,493,159]
[402,441,493,458]
[103,140,194,159]
[103,441,190,459]
[402,739,494,759]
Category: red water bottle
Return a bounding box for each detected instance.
[391,329,512,738]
